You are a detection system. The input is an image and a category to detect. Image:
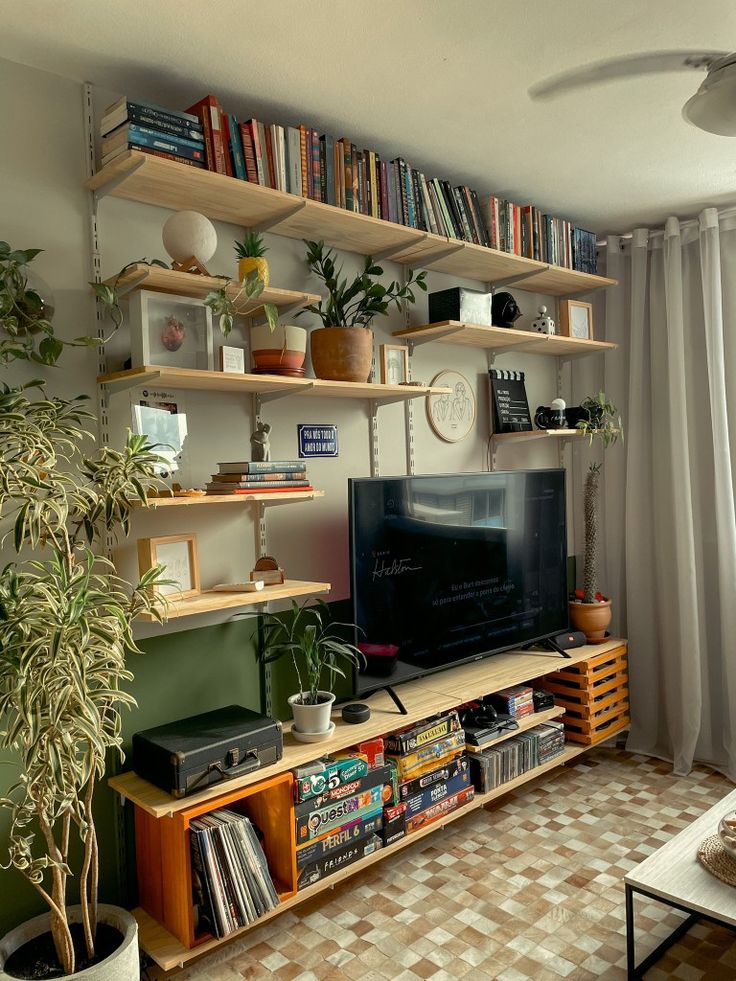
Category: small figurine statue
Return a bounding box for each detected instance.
[250,420,271,462]
[491,291,522,328]
[532,305,556,335]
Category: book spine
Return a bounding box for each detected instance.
[428,181,446,236]
[227,115,246,180]
[219,107,233,177]
[350,145,360,213]
[433,179,454,237]
[322,135,335,206]
[219,460,307,473]
[265,126,276,189]
[112,123,208,154]
[239,124,258,183]
[492,196,500,250]
[311,128,321,201]
[213,472,307,482]
[411,169,424,231]
[120,131,205,162]
[189,828,219,939]
[368,151,378,219]
[299,125,309,196]
[388,160,399,224]
[124,111,204,142]
[123,99,200,127]
[335,139,345,209]
[356,153,365,215]
[379,159,389,223]
[342,140,354,212]
[453,186,474,242]
[245,122,264,186]
[470,189,490,248]
[442,180,463,238]
[401,161,415,227]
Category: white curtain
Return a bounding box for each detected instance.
[580,208,736,780]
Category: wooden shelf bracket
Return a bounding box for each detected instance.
[256,382,314,408]
[92,155,146,213]
[371,232,427,262]
[420,242,466,269]
[250,199,307,233]
[490,266,549,293]
[406,323,465,354]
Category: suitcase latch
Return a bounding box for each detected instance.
[226,747,241,768]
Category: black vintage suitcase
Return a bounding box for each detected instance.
[132,704,283,798]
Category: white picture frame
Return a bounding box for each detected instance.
[128,290,214,370]
[559,299,594,341]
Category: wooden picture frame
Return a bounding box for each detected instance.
[380,344,409,385]
[559,299,594,341]
[427,370,476,443]
[138,534,200,600]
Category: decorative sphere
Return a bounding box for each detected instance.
[538,305,547,315]
[162,211,218,265]
[551,397,567,411]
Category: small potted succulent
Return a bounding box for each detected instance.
[569,392,623,643]
[301,240,426,383]
[258,600,365,742]
[235,231,270,287]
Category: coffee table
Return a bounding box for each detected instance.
[625,787,736,978]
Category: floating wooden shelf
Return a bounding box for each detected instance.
[86,151,616,297]
[491,429,585,445]
[109,638,624,818]
[101,264,320,318]
[138,490,324,508]
[394,320,618,358]
[97,364,452,400]
[131,742,585,971]
[140,578,330,622]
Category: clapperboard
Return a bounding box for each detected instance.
[488,369,532,433]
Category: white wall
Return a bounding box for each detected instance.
[2,61,577,637]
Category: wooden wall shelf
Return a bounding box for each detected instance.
[491,429,585,445]
[97,364,452,400]
[103,263,320,317]
[141,578,331,622]
[86,151,616,297]
[139,490,324,508]
[394,320,617,358]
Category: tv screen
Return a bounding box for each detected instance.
[349,470,568,696]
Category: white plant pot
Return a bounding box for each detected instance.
[288,691,335,734]
[0,904,138,980]
[250,323,307,375]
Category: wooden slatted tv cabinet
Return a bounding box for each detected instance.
[110,637,628,973]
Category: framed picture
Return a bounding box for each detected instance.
[427,370,476,442]
[137,534,200,599]
[128,290,214,370]
[220,345,246,374]
[559,299,594,341]
[380,344,409,385]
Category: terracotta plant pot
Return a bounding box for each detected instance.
[251,323,307,375]
[310,327,374,383]
[288,691,335,735]
[568,598,612,643]
[238,256,270,287]
[0,904,138,980]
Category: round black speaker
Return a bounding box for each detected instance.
[341,703,371,724]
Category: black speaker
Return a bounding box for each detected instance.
[552,630,587,651]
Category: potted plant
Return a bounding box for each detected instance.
[569,391,623,643]
[0,245,167,979]
[301,240,427,383]
[205,269,307,376]
[235,232,270,287]
[258,600,365,742]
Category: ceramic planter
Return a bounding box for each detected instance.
[0,904,138,980]
[288,691,335,735]
[238,256,270,287]
[568,598,612,643]
[251,323,307,375]
[310,326,374,383]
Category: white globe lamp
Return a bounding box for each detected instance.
[162,211,218,272]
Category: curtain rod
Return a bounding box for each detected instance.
[596,202,736,247]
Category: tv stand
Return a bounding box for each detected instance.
[369,685,409,715]
[523,638,572,659]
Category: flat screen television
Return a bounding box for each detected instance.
[349,470,568,697]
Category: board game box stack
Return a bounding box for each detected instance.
[207,461,313,496]
[98,97,206,170]
[292,746,397,891]
[385,710,474,835]
[467,720,566,793]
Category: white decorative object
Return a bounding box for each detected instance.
[718,811,736,857]
[128,290,214,370]
[220,345,246,374]
[551,397,567,412]
[532,304,556,335]
[162,210,218,266]
[427,370,476,443]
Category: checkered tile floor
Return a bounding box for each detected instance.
[176,746,734,980]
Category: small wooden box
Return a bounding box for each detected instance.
[537,644,629,746]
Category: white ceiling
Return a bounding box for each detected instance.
[3,0,736,232]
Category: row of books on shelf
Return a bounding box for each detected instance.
[98,95,598,274]
[190,808,280,939]
[206,460,312,495]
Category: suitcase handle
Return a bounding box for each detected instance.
[188,753,260,792]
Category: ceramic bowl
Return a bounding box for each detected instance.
[718,811,736,857]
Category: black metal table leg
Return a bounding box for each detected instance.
[626,883,636,979]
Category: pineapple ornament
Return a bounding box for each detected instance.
[235,231,270,286]
[532,305,556,335]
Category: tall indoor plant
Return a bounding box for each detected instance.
[258,600,364,742]
[301,240,426,383]
[0,244,167,978]
[569,391,623,643]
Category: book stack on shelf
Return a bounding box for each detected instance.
[99,98,206,170]
[99,91,597,274]
[481,197,598,273]
[386,710,474,835]
[467,720,566,793]
[488,685,535,719]
[189,808,279,939]
[206,461,312,496]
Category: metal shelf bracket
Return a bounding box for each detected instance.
[93,156,146,214]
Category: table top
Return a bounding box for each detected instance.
[625,787,736,926]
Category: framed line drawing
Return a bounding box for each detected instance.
[380,343,410,385]
[559,299,594,341]
[137,534,200,599]
[427,370,476,442]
